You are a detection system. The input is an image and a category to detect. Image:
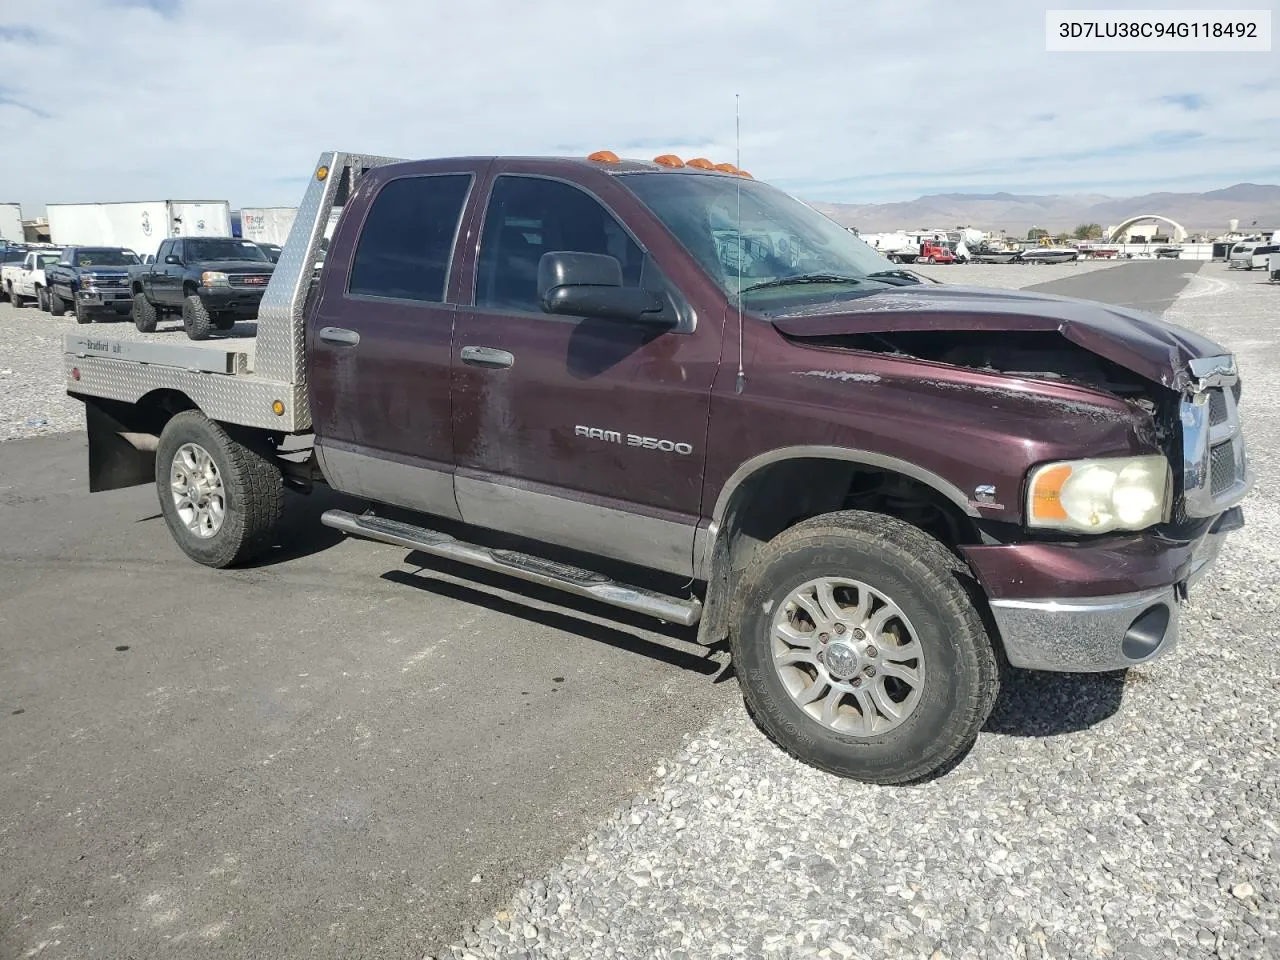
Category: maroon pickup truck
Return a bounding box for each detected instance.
[64,151,1250,783]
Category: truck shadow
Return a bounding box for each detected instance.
[983,667,1126,737]
[382,556,721,676]
[239,486,353,566]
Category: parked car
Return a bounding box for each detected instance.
[65,150,1251,784]
[128,236,275,338]
[1228,242,1261,269]
[1250,244,1279,270]
[1,248,62,307]
[1155,246,1182,259]
[44,246,141,322]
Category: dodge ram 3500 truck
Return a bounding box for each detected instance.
[44,246,141,321]
[128,236,275,339]
[63,151,1251,783]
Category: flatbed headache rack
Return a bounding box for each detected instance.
[63,152,404,434]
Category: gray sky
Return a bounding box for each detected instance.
[1,0,1277,215]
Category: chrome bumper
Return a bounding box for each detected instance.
[79,288,132,306]
[990,509,1240,672]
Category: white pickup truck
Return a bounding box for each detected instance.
[1,248,63,309]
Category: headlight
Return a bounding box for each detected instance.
[1027,455,1170,533]
[201,271,230,286]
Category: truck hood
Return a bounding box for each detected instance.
[769,284,1226,392]
[199,261,275,273]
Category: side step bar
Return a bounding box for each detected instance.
[321,510,703,627]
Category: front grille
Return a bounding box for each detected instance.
[1209,389,1228,425]
[1180,360,1249,517]
[85,275,127,289]
[229,274,272,287]
[1210,443,1238,496]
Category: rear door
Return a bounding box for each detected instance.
[450,165,723,577]
[308,163,485,521]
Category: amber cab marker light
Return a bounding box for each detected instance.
[271,400,286,417]
[587,150,620,164]
[653,154,685,168]
[316,165,329,182]
[714,162,738,173]
[686,157,715,170]
[737,170,753,179]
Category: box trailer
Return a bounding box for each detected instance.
[240,207,297,246]
[46,201,232,258]
[0,203,22,242]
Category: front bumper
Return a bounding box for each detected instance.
[79,288,132,308]
[197,286,267,312]
[980,508,1242,672]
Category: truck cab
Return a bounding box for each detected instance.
[63,151,1251,785]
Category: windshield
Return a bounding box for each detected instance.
[621,173,895,300]
[185,239,269,262]
[75,248,140,267]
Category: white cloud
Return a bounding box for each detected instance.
[0,0,1276,215]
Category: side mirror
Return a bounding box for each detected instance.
[164,255,181,265]
[537,251,669,325]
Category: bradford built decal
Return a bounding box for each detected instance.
[574,425,693,455]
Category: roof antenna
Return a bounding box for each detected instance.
[734,93,746,395]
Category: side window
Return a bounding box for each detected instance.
[348,174,472,303]
[156,241,170,262]
[475,176,643,312]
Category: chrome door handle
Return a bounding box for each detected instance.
[460,345,514,368]
[319,326,360,346]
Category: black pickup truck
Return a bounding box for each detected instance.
[128,236,275,339]
[44,246,140,322]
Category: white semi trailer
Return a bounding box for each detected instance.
[240,207,297,246]
[46,201,232,259]
[0,203,23,242]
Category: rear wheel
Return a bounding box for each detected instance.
[37,287,49,312]
[926,255,936,264]
[731,511,999,784]
[155,411,284,568]
[132,292,157,332]
[182,294,213,340]
[50,292,67,316]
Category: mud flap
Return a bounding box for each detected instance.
[85,399,157,493]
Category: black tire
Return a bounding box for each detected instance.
[182,293,213,340]
[731,510,999,784]
[37,287,49,312]
[132,292,157,332]
[926,256,936,264]
[74,300,93,324]
[155,411,284,568]
[50,292,67,316]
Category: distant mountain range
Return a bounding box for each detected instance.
[807,183,1280,236]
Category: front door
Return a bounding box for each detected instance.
[154,239,182,306]
[308,165,482,521]
[451,169,723,577]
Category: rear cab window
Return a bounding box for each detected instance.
[348,174,473,303]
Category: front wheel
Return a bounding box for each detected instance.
[926,256,936,264]
[133,292,157,332]
[50,292,67,316]
[74,300,93,324]
[155,411,284,568]
[732,511,999,784]
[182,294,213,340]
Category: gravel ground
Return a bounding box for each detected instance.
[431,266,1280,960]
